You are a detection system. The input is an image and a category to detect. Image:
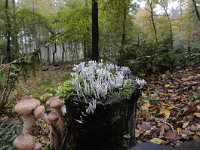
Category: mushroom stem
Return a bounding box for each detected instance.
[56,117,65,136]
[34,143,43,150]
[49,126,59,150]
[22,115,34,134]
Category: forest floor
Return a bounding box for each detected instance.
[1,64,200,148]
[136,65,200,146]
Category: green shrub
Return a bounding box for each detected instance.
[57,80,75,100]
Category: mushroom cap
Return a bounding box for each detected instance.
[46,99,53,107]
[14,97,40,116]
[13,134,35,150]
[34,106,45,119]
[48,96,64,108]
[47,112,59,124]
[34,143,43,150]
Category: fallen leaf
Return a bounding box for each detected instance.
[188,131,195,135]
[196,106,200,110]
[142,102,151,110]
[160,109,170,119]
[159,92,170,97]
[142,93,148,97]
[139,122,151,130]
[165,130,177,140]
[150,106,159,113]
[167,105,176,110]
[165,84,171,88]
[194,113,200,118]
[135,129,141,138]
[182,122,190,128]
[150,138,164,144]
[177,128,183,135]
[196,124,200,129]
[192,81,198,85]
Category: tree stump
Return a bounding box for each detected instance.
[61,84,141,150]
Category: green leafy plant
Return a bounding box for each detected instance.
[191,92,200,101]
[112,79,134,99]
[0,120,22,150]
[57,80,75,100]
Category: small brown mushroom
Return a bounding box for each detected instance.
[14,97,40,134]
[47,111,60,150]
[47,97,64,115]
[34,105,45,120]
[46,97,65,136]
[13,134,35,150]
[47,111,59,124]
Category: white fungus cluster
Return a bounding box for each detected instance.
[71,60,131,100]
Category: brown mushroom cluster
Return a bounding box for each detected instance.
[14,97,44,134]
[45,96,65,150]
[13,96,66,150]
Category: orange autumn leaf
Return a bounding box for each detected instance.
[142,102,151,110]
[177,128,183,135]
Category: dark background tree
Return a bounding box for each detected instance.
[5,0,11,62]
[92,0,99,62]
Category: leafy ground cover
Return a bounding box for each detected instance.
[136,64,200,146]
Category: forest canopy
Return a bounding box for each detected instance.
[0,0,200,73]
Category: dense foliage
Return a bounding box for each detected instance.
[0,52,36,114]
[0,0,199,72]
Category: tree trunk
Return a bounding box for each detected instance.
[53,43,57,64]
[92,0,99,62]
[62,44,65,63]
[179,0,183,46]
[160,2,173,49]
[121,8,127,53]
[47,45,50,64]
[83,0,90,60]
[32,0,36,12]
[5,0,11,62]
[61,81,141,150]
[192,0,200,22]
[11,0,19,56]
[148,0,158,42]
[83,35,87,60]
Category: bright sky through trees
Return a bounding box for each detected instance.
[134,0,179,14]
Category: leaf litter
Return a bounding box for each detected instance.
[136,65,200,146]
